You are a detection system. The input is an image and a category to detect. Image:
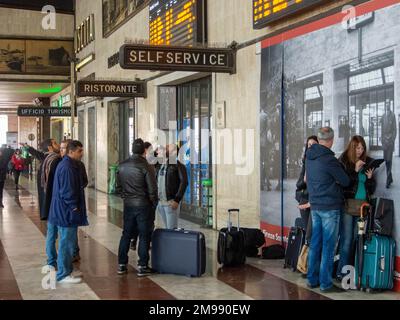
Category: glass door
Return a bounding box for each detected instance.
[177,77,212,224]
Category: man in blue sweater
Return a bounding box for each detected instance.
[305,127,350,293]
[48,140,88,284]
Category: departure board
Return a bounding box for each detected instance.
[253,0,326,29]
[149,0,204,46]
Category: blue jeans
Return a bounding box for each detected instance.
[46,223,80,267]
[307,209,341,291]
[118,206,151,267]
[56,227,78,281]
[46,223,58,267]
[157,203,180,229]
[337,212,358,278]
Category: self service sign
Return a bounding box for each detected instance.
[119,44,236,74]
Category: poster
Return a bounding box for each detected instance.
[0,39,73,75]
[260,0,400,291]
[102,0,146,36]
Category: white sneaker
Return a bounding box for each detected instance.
[57,276,82,284]
[71,269,83,277]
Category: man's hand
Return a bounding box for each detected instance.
[298,203,311,210]
[169,200,179,210]
[19,143,28,147]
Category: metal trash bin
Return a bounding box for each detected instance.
[201,178,213,227]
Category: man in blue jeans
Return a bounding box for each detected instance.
[305,127,350,293]
[116,139,158,277]
[44,140,86,271]
[48,140,88,284]
[156,144,188,229]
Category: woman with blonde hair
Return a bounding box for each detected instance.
[336,135,376,281]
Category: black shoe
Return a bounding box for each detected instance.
[137,266,154,277]
[320,285,346,293]
[117,264,128,275]
[0,203,3,208]
[130,239,137,251]
[301,273,307,279]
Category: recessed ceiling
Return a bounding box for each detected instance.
[0,81,69,108]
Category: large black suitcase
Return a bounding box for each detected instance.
[217,209,246,266]
[151,228,206,277]
[369,198,394,236]
[284,225,306,271]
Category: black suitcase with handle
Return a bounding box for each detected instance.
[217,209,246,266]
[151,228,206,277]
[284,223,306,271]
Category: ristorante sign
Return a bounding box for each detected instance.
[18,106,71,117]
[119,44,236,74]
[76,80,147,98]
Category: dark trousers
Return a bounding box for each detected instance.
[14,170,21,186]
[300,209,312,244]
[118,205,151,267]
[0,179,4,204]
[383,146,394,185]
[132,206,156,243]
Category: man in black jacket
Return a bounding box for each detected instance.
[116,139,158,277]
[156,144,188,229]
[0,146,13,208]
[23,139,60,220]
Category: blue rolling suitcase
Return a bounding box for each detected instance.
[355,234,396,291]
[151,228,206,277]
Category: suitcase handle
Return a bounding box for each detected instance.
[360,203,370,219]
[228,209,240,231]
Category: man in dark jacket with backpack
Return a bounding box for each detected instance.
[305,127,350,293]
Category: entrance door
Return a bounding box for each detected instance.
[118,99,135,161]
[177,77,212,225]
[87,106,96,188]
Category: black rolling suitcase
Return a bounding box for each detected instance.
[151,228,206,277]
[217,209,246,266]
[284,219,306,271]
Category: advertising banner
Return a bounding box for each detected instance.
[260,0,400,291]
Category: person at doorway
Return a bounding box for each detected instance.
[11,149,25,190]
[48,140,88,284]
[0,146,13,208]
[156,144,188,230]
[130,141,156,251]
[22,139,60,220]
[305,127,350,293]
[381,101,397,188]
[116,139,158,277]
[336,135,376,281]
[295,135,318,245]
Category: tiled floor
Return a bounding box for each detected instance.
[0,175,399,300]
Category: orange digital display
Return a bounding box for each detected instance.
[253,0,326,29]
[149,0,205,46]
